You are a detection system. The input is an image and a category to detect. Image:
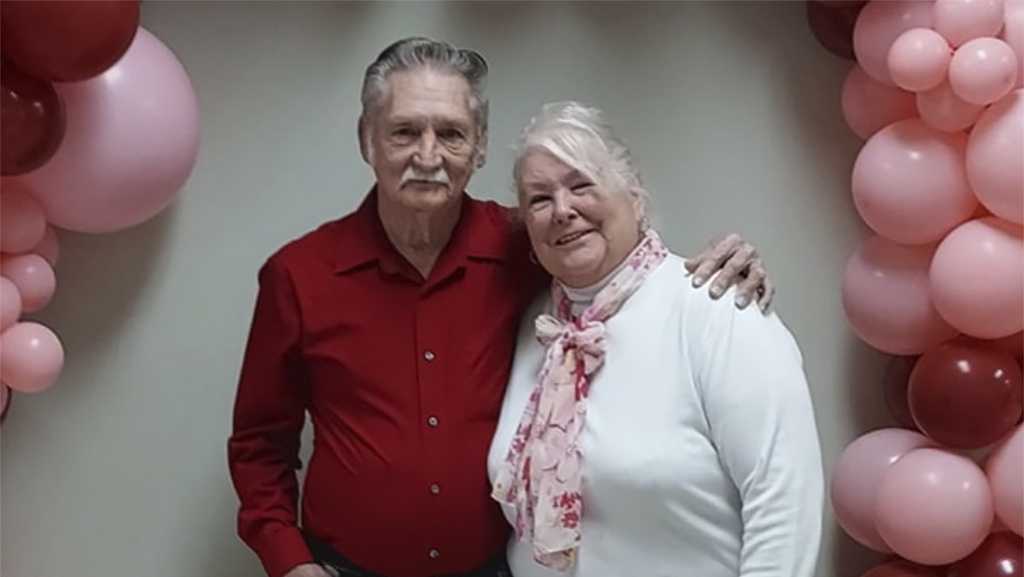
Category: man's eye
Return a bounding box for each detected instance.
[393,128,417,139]
[438,129,466,142]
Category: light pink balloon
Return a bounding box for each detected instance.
[855,0,934,86]
[0,254,55,313]
[852,119,977,245]
[831,428,937,553]
[0,184,46,254]
[1005,0,1024,87]
[842,65,919,139]
[889,28,953,91]
[931,217,1024,338]
[916,80,986,131]
[842,236,960,355]
[26,226,59,268]
[950,37,1019,104]
[12,27,200,234]
[876,448,994,565]
[986,424,1024,535]
[966,89,1024,223]
[934,0,1007,47]
[0,276,22,331]
[0,321,64,393]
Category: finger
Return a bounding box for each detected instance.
[733,264,766,309]
[691,234,743,288]
[709,246,757,298]
[757,278,776,314]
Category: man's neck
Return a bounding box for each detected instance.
[378,194,463,279]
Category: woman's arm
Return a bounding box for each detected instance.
[689,289,824,577]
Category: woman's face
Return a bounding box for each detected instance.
[518,149,643,288]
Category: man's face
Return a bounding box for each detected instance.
[363,68,481,213]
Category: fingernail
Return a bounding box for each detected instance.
[693,275,706,287]
[710,285,723,298]
[736,295,749,308]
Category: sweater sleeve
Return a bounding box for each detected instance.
[227,256,314,577]
[688,287,824,577]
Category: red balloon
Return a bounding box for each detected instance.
[806,0,868,60]
[948,532,1023,577]
[884,355,921,429]
[862,559,944,577]
[1,61,65,176]
[1,0,140,82]
[909,343,1024,449]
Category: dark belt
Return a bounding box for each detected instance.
[303,533,510,577]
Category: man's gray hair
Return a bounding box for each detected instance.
[361,37,490,137]
[514,101,652,219]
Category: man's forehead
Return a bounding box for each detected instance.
[382,69,475,120]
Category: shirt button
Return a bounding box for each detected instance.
[424,350,436,362]
[427,416,439,428]
[428,548,440,559]
[429,483,441,495]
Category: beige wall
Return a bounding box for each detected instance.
[2,2,893,576]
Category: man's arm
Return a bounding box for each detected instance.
[228,257,315,577]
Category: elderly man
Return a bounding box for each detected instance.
[228,37,772,577]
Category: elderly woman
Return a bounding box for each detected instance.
[487,102,823,577]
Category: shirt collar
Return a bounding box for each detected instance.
[331,187,510,276]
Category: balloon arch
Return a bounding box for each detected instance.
[1,2,1022,575]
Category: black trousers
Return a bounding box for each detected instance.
[304,534,511,577]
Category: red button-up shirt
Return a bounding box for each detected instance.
[228,190,547,577]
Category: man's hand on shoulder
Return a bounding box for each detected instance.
[684,233,774,313]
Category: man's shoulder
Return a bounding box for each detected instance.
[264,214,353,271]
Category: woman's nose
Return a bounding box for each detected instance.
[551,190,578,224]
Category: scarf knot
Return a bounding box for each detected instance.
[535,315,607,376]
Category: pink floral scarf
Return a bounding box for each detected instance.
[491,230,668,571]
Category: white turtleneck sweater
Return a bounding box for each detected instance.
[487,253,823,577]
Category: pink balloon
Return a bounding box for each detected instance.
[876,448,994,565]
[966,89,1024,223]
[1005,0,1024,88]
[0,253,55,313]
[0,321,63,393]
[930,217,1024,338]
[916,80,986,131]
[986,425,1024,535]
[889,28,953,92]
[0,184,46,253]
[855,0,934,86]
[852,119,977,245]
[26,225,59,268]
[0,276,21,331]
[11,27,200,234]
[934,0,1008,47]
[842,65,918,139]
[950,37,1019,104]
[842,236,959,355]
[831,428,937,552]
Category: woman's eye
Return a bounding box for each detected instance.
[529,195,551,207]
[570,182,592,193]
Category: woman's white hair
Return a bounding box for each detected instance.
[513,101,652,221]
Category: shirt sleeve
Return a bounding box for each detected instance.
[227,256,314,577]
[688,288,824,577]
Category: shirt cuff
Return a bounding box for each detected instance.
[256,525,314,577]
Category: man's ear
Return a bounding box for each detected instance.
[358,115,371,164]
[474,128,488,169]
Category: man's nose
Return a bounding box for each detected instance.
[413,130,442,169]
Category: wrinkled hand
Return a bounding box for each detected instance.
[283,563,334,577]
[683,233,774,313]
